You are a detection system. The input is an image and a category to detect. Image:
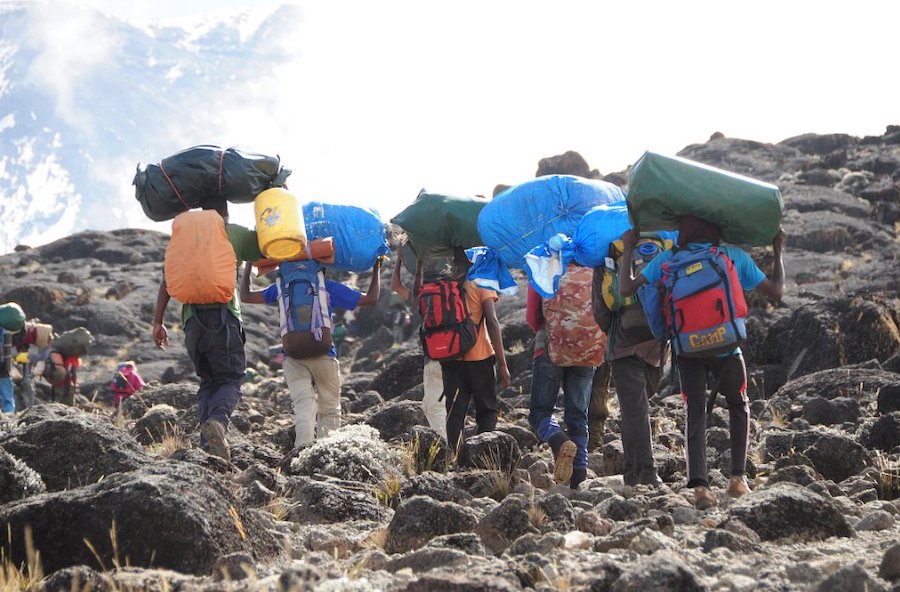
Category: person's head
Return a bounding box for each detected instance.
[677,215,721,248]
[451,247,471,279]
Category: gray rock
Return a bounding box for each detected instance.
[804,432,871,483]
[286,479,390,524]
[386,496,479,554]
[702,528,760,553]
[815,563,887,592]
[767,464,820,486]
[394,573,522,592]
[611,552,708,591]
[122,382,198,417]
[880,543,900,581]
[475,496,540,555]
[0,447,46,502]
[0,413,150,491]
[0,462,280,575]
[400,472,471,504]
[861,412,900,452]
[368,349,425,399]
[802,396,861,425]
[364,399,428,441]
[424,532,487,556]
[384,547,469,573]
[878,384,900,414]
[537,493,576,532]
[131,404,180,445]
[346,389,384,413]
[727,482,855,541]
[403,425,451,473]
[855,509,895,532]
[212,552,255,581]
[459,431,521,473]
[505,532,565,556]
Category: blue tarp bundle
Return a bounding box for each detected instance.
[303,202,390,272]
[524,202,677,299]
[477,175,624,269]
[465,247,518,296]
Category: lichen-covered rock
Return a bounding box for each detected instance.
[726,482,855,541]
[0,413,150,491]
[289,424,401,483]
[386,496,479,554]
[474,495,539,555]
[0,463,280,575]
[0,448,45,502]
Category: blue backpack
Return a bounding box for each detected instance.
[643,246,749,357]
[276,260,334,359]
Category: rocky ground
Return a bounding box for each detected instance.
[0,127,899,591]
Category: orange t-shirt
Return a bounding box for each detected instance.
[461,281,499,362]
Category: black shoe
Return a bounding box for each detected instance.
[570,468,587,490]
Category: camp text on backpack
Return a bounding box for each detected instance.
[276,260,333,359]
[418,279,478,361]
[658,246,748,357]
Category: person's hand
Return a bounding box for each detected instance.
[497,363,511,390]
[153,323,169,350]
[374,257,383,272]
[621,228,640,248]
[772,228,785,253]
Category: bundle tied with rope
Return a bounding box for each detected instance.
[133,145,291,222]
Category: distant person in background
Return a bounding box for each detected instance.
[241,259,381,448]
[152,201,259,463]
[109,361,146,410]
[618,216,785,508]
[0,328,14,414]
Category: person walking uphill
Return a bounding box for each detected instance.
[240,258,381,447]
[152,202,259,463]
[527,265,604,489]
[438,249,510,454]
[617,215,785,509]
[592,234,673,487]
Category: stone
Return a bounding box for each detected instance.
[286,479,390,525]
[364,400,428,442]
[816,563,887,592]
[861,412,900,452]
[804,432,871,483]
[879,543,900,581]
[131,404,180,445]
[0,448,46,503]
[475,496,540,555]
[458,431,522,473]
[386,496,479,554]
[610,552,707,592]
[855,510,894,532]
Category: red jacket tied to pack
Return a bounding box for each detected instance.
[164,211,237,304]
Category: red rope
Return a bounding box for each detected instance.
[159,161,190,212]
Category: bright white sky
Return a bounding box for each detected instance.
[15,0,900,232]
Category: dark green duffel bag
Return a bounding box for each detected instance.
[626,151,783,246]
[391,191,486,259]
[0,302,25,332]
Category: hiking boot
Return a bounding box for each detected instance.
[553,440,577,484]
[201,420,231,463]
[693,486,717,510]
[726,476,751,499]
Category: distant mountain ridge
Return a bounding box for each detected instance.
[0,1,298,253]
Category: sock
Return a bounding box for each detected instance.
[539,416,563,446]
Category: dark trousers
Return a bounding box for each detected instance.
[184,307,246,447]
[679,352,749,487]
[611,356,661,485]
[588,362,611,450]
[440,357,497,453]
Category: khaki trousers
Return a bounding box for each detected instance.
[283,355,342,447]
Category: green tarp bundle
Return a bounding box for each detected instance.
[391,191,486,259]
[626,152,784,246]
[0,302,25,332]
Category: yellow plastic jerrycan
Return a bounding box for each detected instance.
[254,188,307,261]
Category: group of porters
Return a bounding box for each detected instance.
[87,146,786,509]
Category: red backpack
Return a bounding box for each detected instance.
[660,246,748,357]
[418,280,478,360]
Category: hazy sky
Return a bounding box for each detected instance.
[14,0,900,231]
